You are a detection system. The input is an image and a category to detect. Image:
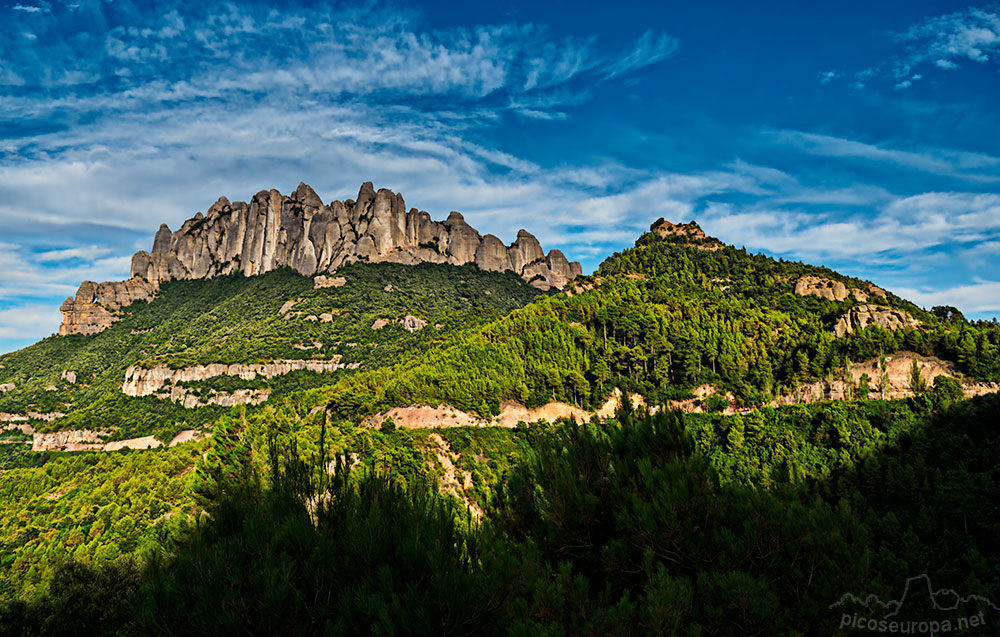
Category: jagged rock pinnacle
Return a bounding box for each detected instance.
[60,183,582,335]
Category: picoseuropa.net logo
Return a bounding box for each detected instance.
[831,574,998,634]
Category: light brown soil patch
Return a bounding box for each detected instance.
[427,433,483,521]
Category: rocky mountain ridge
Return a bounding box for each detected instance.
[59,182,582,336]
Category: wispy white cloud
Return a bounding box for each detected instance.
[0,242,132,302]
[0,305,63,340]
[12,2,50,13]
[900,7,1000,69]
[699,191,1000,267]
[34,246,113,262]
[847,6,1000,89]
[2,2,674,111]
[894,280,1000,315]
[603,30,678,79]
[769,129,1000,180]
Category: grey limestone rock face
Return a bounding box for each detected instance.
[475,234,512,272]
[59,278,157,335]
[793,275,890,305]
[127,183,581,289]
[152,224,172,255]
[442,211,481,265]
[834,305,920,337]
[294,182,323,208]
[62,183,582,335]
[400,315,428,332]
[793,275,850,302]
[508,229,545,274]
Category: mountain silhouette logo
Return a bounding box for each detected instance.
[831,574,997,633]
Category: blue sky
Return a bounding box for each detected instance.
[1,0,999,353]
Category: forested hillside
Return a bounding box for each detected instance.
[308,220,1000,421]
[4,391,997,634]
[0,262,547,442]
[2,219,999,634]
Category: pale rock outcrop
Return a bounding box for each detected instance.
[400,315,428,332]
[649,219,721,250]
[32,429,108,452]
[474,234,511,272]
[2,422,34,435]
[157,386,271,408]
[61,183,581,335]
[361,353,1000,430]
[793,275,887,304]
[102,436,161,451]
[314,275,347,288]
[442,212,481,264]
[833,305,920,337]
[122,358,351,397]
[373,316,427,331]
[167,429,209,446]
[507,229,545,274]
[794,275,850,302]
[0,411,65,422]
[651,219,710,241]
[543,250,575,290]
[774,352,999,405]
[59,278,158,335]
[60,371,77,384]
[0,383,13,392]
[32,428,209,452]
[279,299,301,316]
[363,389,637,430]
[427,433,483,521]
[866,284,888,298]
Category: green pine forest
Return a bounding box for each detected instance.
[1,222,999,635]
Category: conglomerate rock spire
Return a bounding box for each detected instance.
[59,182,582,335]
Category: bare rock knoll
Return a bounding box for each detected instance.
[59,279,157,336]
[833,304,921,337]
[60,182,582,335]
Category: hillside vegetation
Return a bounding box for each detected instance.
[3,392,998,634]
[311,222,1000,420]
[0,263,547,441]
[2,220,999,634]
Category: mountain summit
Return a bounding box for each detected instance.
[59,182,582,336]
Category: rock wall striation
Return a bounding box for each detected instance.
[121,358,353,397]
[31,428,208,452]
